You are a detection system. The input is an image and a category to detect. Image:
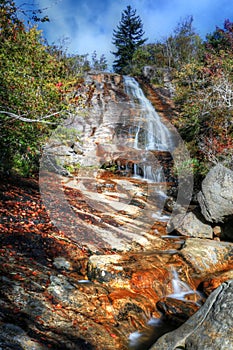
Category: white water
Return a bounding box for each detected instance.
[169,267,200,300]
[123,78,196,348]
[129,331,142,347]
[123,76,194,235]
[124,76,174,152]
[128,267,201,348]
[122,76,176,218]
[123,76,176,184]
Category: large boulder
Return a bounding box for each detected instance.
[150,279,233,350]
[197,164,233,223]
[180,238,233,276]
[169,210,213,239]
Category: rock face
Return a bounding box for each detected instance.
[150,279,233,350]
[1,74,233,350]
[198,164,233,223]
[142,66,175,96]
[169,211,213,239]
[40,73,176,253]
[180,238,233,277]
[0,323,48,350]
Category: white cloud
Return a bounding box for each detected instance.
[14,0,233,68]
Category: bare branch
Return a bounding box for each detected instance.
[0,111,62,124]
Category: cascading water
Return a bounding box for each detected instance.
[124,76,174,151]
[122,76,174,184]
[129,266,203,350]
[169,267,201,301]
[124,78,197,349]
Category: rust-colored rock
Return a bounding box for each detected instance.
[201,270,233,295]
[180,238,233,276]
[157,297,200,324]
[1,74,233,350]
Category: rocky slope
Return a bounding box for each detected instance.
[0,73,232,350]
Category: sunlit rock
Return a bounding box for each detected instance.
[40,74,176,253]
[88,254,124,282]
[180,238,233,276]
[198,164,233,224]
[169,211,213,239]
[3,73,233,350]
[201,270,233,295]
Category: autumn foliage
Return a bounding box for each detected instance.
[0,1,84,176]
[131,17,233,177]
[1,2,233,179]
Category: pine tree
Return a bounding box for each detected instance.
[112,5,147,74]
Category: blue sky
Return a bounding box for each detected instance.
[15,0,233,66]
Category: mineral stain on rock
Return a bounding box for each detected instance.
[1,74,233,350]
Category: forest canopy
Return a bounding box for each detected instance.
[0,0,107,176]
[121,14,233,176]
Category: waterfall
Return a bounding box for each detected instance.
[123,76,194,233]
[169,267,193,298]
[169,267,202,301]
[124,76,174,151]
[122,76,174,183]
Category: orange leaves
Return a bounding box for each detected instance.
[0,175,88,279]
[12,273,24,281]
[110,333,117,338]
[31,271,39,276]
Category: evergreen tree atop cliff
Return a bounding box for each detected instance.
[112,5,147,74]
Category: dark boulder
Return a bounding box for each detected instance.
[150,279,233,350]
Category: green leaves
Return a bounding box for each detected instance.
[173,22,233,170]
[112,5,147,74]
[0,3,83,176]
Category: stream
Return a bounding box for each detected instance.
[0,73,232,350]
[122,77,202,349]
[38,73,208,349]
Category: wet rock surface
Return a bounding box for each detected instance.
[156,297,200,324]
[1,74,233,350]
[150,279,233,350]
[2,173,232,350]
